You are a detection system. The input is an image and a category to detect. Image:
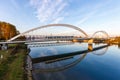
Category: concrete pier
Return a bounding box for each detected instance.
[88,44,93,51]
[1,44,8,50]
[88,39,93,51]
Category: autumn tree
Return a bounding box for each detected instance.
[0,23,1,39]
[0,21,18,40]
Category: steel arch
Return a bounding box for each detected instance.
[91,31,109,39]
[7,24,88,42]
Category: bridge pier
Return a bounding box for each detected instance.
[0,44,2,50]
[72,39,78,42]
[1,44,8,50]
[57,40,60,43]
[88,44,93,51]
[88,39,93,51]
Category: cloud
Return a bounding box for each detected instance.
[51,17,64,24]
[30,0,68,23]
[76,11,97,25]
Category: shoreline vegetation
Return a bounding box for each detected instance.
[109,37,120,45]
[0,44,28,80]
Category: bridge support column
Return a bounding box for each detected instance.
[106,39,111,45]
[72,39,78,42]
[0,44,2,50]
[1,44,8,50]
[88,44,93,51]
[57,40,59,43]
[88,39,93,51]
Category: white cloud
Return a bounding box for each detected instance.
[30,0,68,23]
[51,17,64,24]
[76,11,97,25]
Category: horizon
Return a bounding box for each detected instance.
[0,0,120,36]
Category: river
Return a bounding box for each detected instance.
[28,42,120,80]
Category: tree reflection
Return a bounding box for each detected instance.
[118,43,120,49]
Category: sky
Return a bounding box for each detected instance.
[0,0,120,36]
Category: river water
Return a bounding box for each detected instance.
[28,42,120,80]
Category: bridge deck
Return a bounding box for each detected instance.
[0,38,92,44]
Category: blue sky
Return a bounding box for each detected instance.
[0,0,120,36]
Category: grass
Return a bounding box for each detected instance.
[0,44,27,80]
[5,49,27,80]
[0,48,13,64]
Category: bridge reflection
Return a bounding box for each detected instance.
[92,46,108,55]
[33,54,87,72]
[30,44,109,73]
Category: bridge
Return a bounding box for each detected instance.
[0,23,110,50]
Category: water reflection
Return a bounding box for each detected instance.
[92,47,108,55]
[33,53,87,73]
[30,43,109,73]
[28,43,119,80]
[118,44,120,49]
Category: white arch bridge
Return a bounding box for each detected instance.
[0,24,110,50]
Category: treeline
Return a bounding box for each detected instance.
[115,37,120,42]
[109,36,120,44]
[0,21,18,40]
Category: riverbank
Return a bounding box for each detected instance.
[0,44,28,80]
